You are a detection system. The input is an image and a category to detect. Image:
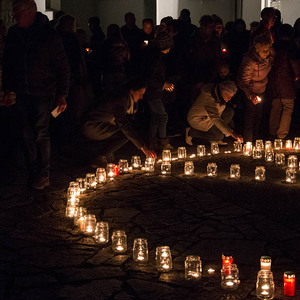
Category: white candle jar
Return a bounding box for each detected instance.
[286,168,297,183]
[221,264,240,290]
[230,164,240,179]
[233,141,242,152]
[67,187,79,202]
[185,255,202,280]
[211,142,220,155]
[255,166,266,181]
[207,162,217,177]
[83,214,97,235]
[287,155,298,169]
[256,270,275,300]
[243,142,253,156]
[178,147,187,159]
[106,163,115,179]
[69,181,80,189]
[265,150,274,162]
[94,221,109,244]
[184,161,194,175]
[74,207,87,227]
[131,156,142,169]
[274,139,283,150]
[275,153,285,166]
[253,146,263,159]
[161,162,171,175]
[260,256,271,271]
[76,177,87,193]
[255,139,264,149]
[119,159,129,174]
[293,137,300,150]
[265,141,273,152]
[145,157,155,172]
[65,205,76,218]
[85,173,97,189]
[95,168,106,183]
[286,140,293,150]
[156,246,172,272]
[162,150,171,162]
[133,238,148,263]
[197,145,206,156]
[112,230,127,253]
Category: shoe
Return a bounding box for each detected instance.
[159,138,174,150]
[31,176,50,190]
[91,155,108,168]
[210,140,228,146]
[185,127,193,146]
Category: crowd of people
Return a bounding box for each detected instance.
[1,0,300,189]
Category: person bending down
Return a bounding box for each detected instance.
[185,81,243,146]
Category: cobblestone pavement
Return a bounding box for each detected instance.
[1,143,300,300]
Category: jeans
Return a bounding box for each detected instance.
[16,95,54,178]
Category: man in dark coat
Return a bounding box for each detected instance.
[2,0,70,189]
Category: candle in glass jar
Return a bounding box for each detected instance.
[207,162,217,177]
[243,142,253,156]
[162,150,171,162]
[286,140,293,150]
[293,137,300,150]
[94,221,109,244]
[133,238,148,262]
[197,145,206,156]
[255,166,266,181]
[274,139,283,150]
[95,168,106,183]
[211,142,220,155]
[222,254,233,266]
[185,255,202,280]
[286,168,297,183]
[284,271,295,297]
[230,164,240,179]
[112,230,127,253]
[260,256,271,271]
[131,156,142,169]
[184,161,194,175]
[156,246,172,272]
[178,147,186,159]
[288,155,298,168]
[161,162,171,175]
[233,141,242,152]
[106,163,115,179]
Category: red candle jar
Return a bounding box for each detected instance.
[284,271,295,296]
[222,254,233,266]
[114,165,119,176]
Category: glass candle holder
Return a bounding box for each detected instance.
[207,162,217,177]
[284,271,295,297]
[95,168,106,183]
[106,163,115,179]
[83,214,97,235]
[275,153,285,166]
[69,181,79,189]
[222,254,233,267]
[221,264,240,290]
[256,270,275,300]
[256,139,264,149]
[286,168,297,183]
[185,255,202,280]
[133,238,148,263]
[131,156,142,169]
[118,159,129,174]
[112,230,127,253]
[265,141,273,152]
[274,139,283,150]
[253,146,263,159]
[178,147,187,159]
[74,207,87,227]
[197,145,206,156]
[161,162,171,175]
[260,256,271,271]
[243,142,253,156]
[94,221,109,244]
[230,164,240,179]
[76,178,87,193]
[67,187,79,202]
[255,166,266,181]
[156,246,172,272]
[66,205,76,218]
[293,137,300,150]
[85,173,96,189]
[162,150,171,162]
[287,155,298,169]
[211,142,220,155]
[265,150,274,162]
[233,141,243,152]
[286,139,293,150]
[145,157,155,172]
[184,161,194,175]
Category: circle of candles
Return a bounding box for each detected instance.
[265,141,273,152]
[284,271,295,297]
[256,270,275,299]
[286,168,297,183]
[83,214,97,234]
[106,163,115,180]
[253,146,263,159]
[207,162,217,177]
[275,153,285,167]
[287,155,298,169]
[184,161,194,175]
[118,159,129,174]
[74,207,87,227]
[243,142,253,156]
[94,221,109,244]
[161,162,171,175]
[111,230,127,253]
[145,157,155,172]
[162,150,171,162]
[260,256,271,271]
[221,263,240,290]
[256,139,264,150]
[255,166,266,181]
[233,141,242,152]
[185,255,202,280]
[265,150,274,162]
[274,139,283,150]
[133,238,148,263]
[210,142,220,155]
[197,145,206,156]
[230,164,240,179]
[286,140,293,150]
[293,137,300,150]
[95,168,106,183]
[85,173,97,189]
[178,147,187,159]
[76,178,87,193]
[156,246,172,272]
[131,156,142,169]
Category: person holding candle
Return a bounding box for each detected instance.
[186,80,243,145]
[82,79,156,167]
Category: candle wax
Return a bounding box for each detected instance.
[284,278,295,296]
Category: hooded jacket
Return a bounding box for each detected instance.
[2,12,69,97]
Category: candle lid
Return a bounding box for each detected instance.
[284,271,295,278]
[260,256,271,262]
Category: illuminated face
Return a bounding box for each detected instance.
[221,91,235,102]
[215,24,223,35]
[219,66,230,79]
[143,23,153,35]
[256,45,271,59]
[131,88,146,102]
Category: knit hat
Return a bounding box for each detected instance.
[155,31,174,51]
[219,80,237,94]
